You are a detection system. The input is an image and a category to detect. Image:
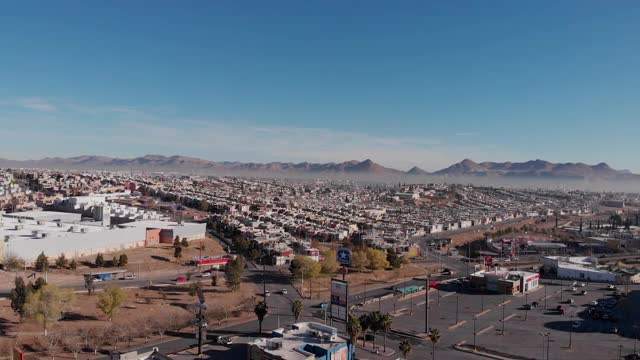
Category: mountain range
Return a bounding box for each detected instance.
[0,155,637,180]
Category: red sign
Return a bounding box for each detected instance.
[196,258,230,267]
[526,274,540,283]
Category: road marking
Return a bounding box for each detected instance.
[475,309,492,317]
[476,325,494,335]
[503,313,517,322]
[416,301,426,306]
[441,292,456,298]
[541,295,552,301]
[497,299,511,306]
[448,320,467,330]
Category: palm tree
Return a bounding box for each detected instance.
[428,328,441,360]
[358,313,371,347]
[254,301,269,334]
[369,311,382,349]
[399,339,412,358]
[291,300,303,322]
[380,313,393,352]
[346,316,362,355]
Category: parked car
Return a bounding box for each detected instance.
[200,272,212,278]
[124,274,136,280]
[523,304,533,310]
[93,278,103,282]
[568,286,577,292]
[565,298,575,304]
[556,305,565,314]
[591,301,598,306]
[531,301,539,308]
[281,289,288,295]
[607,284,617,290]
[578,283,586,287]
[579,290,588,295]
[609,326,618,334]
[265,290,271,297]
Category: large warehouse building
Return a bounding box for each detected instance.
[0,210,206,263]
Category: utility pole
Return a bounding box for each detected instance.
[544,284,547,309]
[619,344,623,359]
[524,292,529,321]
[425,275,430,334]
[501,293,506,335]
[473,317,477,350]
[547,334,551,360]
[569,314,574,348]
[455,294,459,324]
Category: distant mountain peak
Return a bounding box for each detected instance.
[407,166,430,175]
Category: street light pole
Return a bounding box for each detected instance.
[569,314,574,348]
[501,293,505,335]
[473,317,477,350]
[544,284,547,309]
[425,275,430,334]
[456,294,460,324]
[525,292,529,321]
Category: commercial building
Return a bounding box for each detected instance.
[469,269,540,295]
[247,322,352,360]
[0,210,205,264]
[542,256,640,284]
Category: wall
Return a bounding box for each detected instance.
[146,229,161,246]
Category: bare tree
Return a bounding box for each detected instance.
[39,332,62,360]
[88,327,107,355]
[78,327,92,349]
[151,318,168,340]
[63,333,83,360]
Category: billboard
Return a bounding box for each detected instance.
[330,279,349,322]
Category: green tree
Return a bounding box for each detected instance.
[10,277,29,320]
[173,236,181,248]
[174,245,183,262]
[84,276,95,295]
[290,255,321,297]
[347,315,362,352]
[32,277,48,291]
[188,282,202,297]
[369,311,382,349]
[254,301,269,334]
[233,237,250,254]
[386,249,402,269]
[97,285,126,321]
[24,284,76,336]
[380,313,393,352]
[246,248,260,261]
[225,257,244,291]
[181,239,189,247]
[69,259,77,270]
[358,313,372,347]
[350,250,369,272]
[55,253,68,269]
[429,328,441,360]
[366,248,390,270]
[291,300,304,322]
[111,256,119,267]
[95,253,105,267]
[118,254,128,267]
[35,252,49,272]
[320,249,340,274]
[399,339,412,358]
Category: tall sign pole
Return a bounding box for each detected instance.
[425,275,430,334]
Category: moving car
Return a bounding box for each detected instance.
[281,289,288,295]
[176,276,187,283]
[214,336,232,345]
[265,290,271,297]
[200,272,212,278]
[572,321,582,329]
[124,274,136,280]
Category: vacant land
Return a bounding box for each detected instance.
[0,279,256,359]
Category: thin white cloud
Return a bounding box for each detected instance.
[16,97,57,112]
[455,131,479,136]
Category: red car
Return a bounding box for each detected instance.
[176,276,187,283]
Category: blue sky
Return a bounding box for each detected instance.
[1,1,639,171]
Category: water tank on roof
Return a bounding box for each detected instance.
[15,224,23,230]
[80,228,88,233]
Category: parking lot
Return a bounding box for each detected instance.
[355,279,640,360]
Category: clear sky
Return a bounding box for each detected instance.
[1,1,639,171]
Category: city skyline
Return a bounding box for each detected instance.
[1,1,639,171]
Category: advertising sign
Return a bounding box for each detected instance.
[337,248,352,266]
[330,279,349,322]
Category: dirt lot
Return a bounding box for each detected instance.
[301,263,438,300]
[0,279,256,359]
[0,236,226,291]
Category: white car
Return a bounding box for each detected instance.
[200,272,212,278]
[282,289,288,295]
[93,278,103,282]
[591,301,598,306]
[578,283,586,287]
[124,274,136,280]
[265,290,271,297]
